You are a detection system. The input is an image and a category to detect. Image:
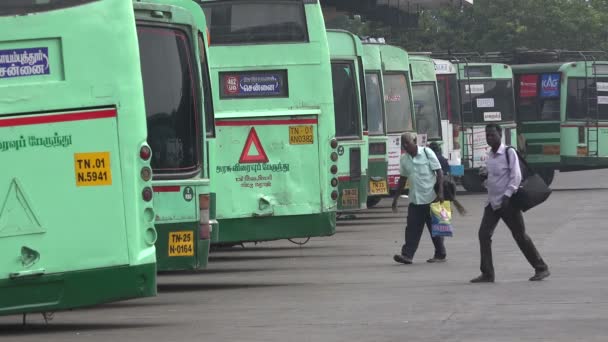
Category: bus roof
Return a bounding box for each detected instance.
[327,30,363,59]
[410,55,437,82]
[456,62,513,80]
[362,44,382,71]
[379,44,410,73]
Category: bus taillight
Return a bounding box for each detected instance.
[141,167,152,181]
[330,138,338,149]
[142,187,153,202]
[330,165,338,174]
[331,178,338,187]
[199,194,211,240]
[331,191,338,201]
[140,145,151,161]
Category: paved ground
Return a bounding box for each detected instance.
[2,170,608,341]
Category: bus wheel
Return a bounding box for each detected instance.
[462,171,485,193]
[366,197,382,208]
[537,168,555,186]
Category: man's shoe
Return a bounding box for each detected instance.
[470,274,494,283]
[393,254,413,264]
[529,269,550,281]
[426,257,447,263]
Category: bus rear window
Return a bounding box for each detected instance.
[383,73,413,133]
[437,74,461,124]
[460,80,515,123]
[137,26,200,175]
[0,0,99,15]
[365,73,385,135]
[515,74,560,121]
[202,1,308,45]
[331,62,360,138]
[567,78,608,120]
[412,83,441,139]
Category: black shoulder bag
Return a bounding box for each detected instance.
[506,146,552,212]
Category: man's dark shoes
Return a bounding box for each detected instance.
[529,269,550,281]
[393,254,413,264]
[470,274,494,283]
[426,257,447,263]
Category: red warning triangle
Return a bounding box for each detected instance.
[239,127,269,164]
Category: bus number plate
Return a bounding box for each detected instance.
[74,152,112,187]
[289,125,314,145]
[369,180,388,195]
[341,188,359,208]
[168,231,194,257]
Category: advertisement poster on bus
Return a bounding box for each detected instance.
[468,127,490,168]
[387,134,402,188]
[519,74,538,98]
[540,73,560,98]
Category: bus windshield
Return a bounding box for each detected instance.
[202,1,307,45]
[0,0,98,15]
[365,73,385,135]
[331,62,361,138]
[137,26,200,174]
[567,78,608,120]
[437,74,461,124]
[383,73,413,133]
[460,80,515,123]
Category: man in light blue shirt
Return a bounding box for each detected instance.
[470,123,550,283]
[392,132,445,264]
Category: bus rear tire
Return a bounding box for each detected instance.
[366,197,382,208]
[462,171,485,193]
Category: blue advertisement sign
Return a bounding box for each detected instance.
[540,73,560,98]
[221,71,287,98]
[0,47,50,79]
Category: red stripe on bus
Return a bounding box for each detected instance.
[216,119,318,126]
[153,186,181,193]
[368,158,386,162]
[338,176,351,182]
[0,109,117,128]
[363,131,369,136]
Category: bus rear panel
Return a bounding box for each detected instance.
[201,0,336,243]
[0,0,156,316]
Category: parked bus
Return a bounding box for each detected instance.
[0,0,156,316]
[433,58,464,177]
[438,55,518,192]
[512,51,608,185]
[200,0,337,244]
[409,55,443,145]
[327,30,369,212]
[378,44,416,194]
[135,0,216,271]
[361,42,389,208]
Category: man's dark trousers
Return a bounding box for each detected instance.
[478,202,548,276]
[401,203,446,259]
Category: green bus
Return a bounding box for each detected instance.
[409,55,443,145]
[200,0,337,244]
[0,0,156,316]
[135,0,216,271]
[454,59,518,192]
[327,30,368,212]
[378,44,416,194]
[361,43,389,208]
[512,51,608,184]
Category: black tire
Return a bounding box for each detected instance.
[537,168,555,186]
[462,170,485,193]
[366,196,382,208]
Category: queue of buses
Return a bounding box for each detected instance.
[2,0,608,317]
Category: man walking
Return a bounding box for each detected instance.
[470,123,550,283]
[392,133,446,264]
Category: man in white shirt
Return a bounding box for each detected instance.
[470,124,550,283]
[392,132,446,264]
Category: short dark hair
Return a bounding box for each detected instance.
[485,123,502,135]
